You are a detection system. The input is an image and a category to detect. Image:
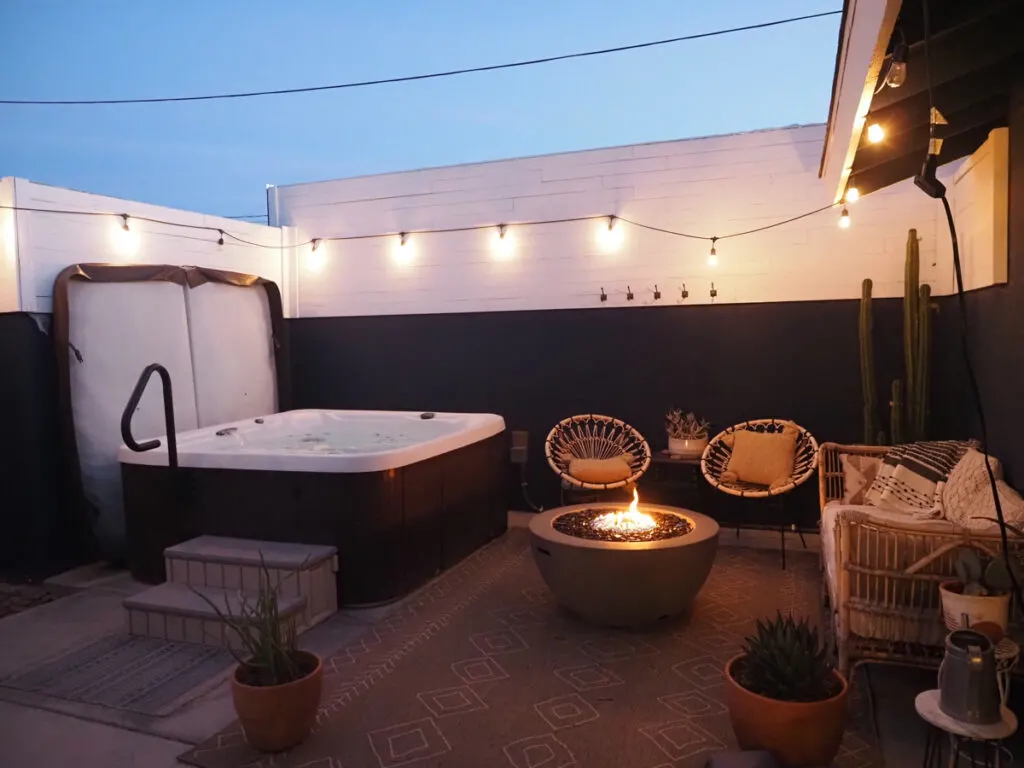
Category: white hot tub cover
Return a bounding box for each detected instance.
[53,264,289,560]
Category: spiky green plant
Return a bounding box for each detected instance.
[735,613,839,703]
[193,554,310,687]
[665,408,710,440]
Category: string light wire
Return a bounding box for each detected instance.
[0,199,846,250]
[0,11,841,107]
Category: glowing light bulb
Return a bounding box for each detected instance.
[885,42,909,88]
[307,240,326,272]
[707,237,718,267]
[392,233,415,265]
[311,238,321,252]
[494,225,514,259]
[838,207,851,229]
[867,123,885,143]
[845,187,860,203]
[597,216,623,252]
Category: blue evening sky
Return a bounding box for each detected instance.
[0,1,841,218]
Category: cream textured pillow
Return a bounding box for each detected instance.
[725,428,797,487]
[568,456,633,485]
[841,454,883,505]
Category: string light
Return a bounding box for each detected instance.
[707,236,719,267]
[306,239,326,272]
[845,187,860,203]
[838,207,851,229]
[494,224,514,259]
[120,214,130,232]
[866,123,885,143]
[217,229,225,246]
[311,238,321,252]
[399,232,409,246]
[598,216,624,252]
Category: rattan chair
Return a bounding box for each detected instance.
[545,414,651,504]
[701,418,819,568]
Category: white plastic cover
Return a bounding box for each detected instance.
[68,281,199,557]
[185,282,278,427]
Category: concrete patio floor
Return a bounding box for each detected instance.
[0,515,1017,767]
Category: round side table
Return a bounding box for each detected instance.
[915,689,1017,767]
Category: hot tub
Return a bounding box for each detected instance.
[119,409,508,604]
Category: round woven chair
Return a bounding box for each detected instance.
[545,414,651,501]
[701,418,819,568]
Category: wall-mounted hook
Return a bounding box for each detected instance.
[600,287,607,303]
[653,284,661,300]
[681,283,689,300]
[626,285,634,301]
[710,282,718,299]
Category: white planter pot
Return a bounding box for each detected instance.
[668,436,708,459]
[939,581,1011,634]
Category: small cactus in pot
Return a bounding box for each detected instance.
[665,408,710,459]
[940,548,1020,637]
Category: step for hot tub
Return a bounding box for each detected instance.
[163,536,338,629]
[123,583,307,649]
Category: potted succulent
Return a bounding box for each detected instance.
[665,408,710,459]
[725,613,848,767]
[197,562,323,753]
[939,548,1017,638]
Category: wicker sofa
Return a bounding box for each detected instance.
[818,442,1023,674]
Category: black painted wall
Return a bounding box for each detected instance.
[936,85,1024,484]
[288,298,910,527]
[0,313,90,578]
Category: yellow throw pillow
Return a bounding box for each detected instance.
[568,456,633,485]
[725,428,798,487]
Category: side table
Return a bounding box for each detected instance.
[645,451,704,506]
[915,689,1017,767]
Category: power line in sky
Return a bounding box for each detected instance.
[0,10,840,106]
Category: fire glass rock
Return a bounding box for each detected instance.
[553,508,694,542]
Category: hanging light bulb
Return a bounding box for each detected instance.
[838,207,851,229]
[866,123,885,143]
[217,229,225,246]
[884,41,909,88]
[597,215,623,252]
[311,238,321,252]
[707,237,719,267]
[120,214,130,232]
[845,187,860,203]
[494,224,514,259]
[399,232,409,246]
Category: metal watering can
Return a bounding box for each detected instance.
[938,629,1001,724]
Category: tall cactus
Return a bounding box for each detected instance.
[861,228,932,445]
[859,279,880,444]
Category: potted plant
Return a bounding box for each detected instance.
[725,613,848,767]
[939,548,1016,638]
[197,562,323,753]
[665,408,710,459]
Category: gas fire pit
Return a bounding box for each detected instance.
[529,491,719,626]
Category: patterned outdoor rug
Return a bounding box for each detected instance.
[181,529,881,768]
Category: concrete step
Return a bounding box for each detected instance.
[123,583,307,649]
[163,536,338,628]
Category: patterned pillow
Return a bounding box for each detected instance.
[841,454,882,505]
[863,440,978,515]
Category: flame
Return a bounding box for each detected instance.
[593,489,656,533]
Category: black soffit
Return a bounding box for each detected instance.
[848,0,1022,196]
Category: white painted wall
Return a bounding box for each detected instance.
[0,178,19,313]
[273,124,953,318]
[4,178,294,314]
[945,128,1010,293]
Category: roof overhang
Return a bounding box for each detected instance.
[820,0,1022,201]
[819,0,903,204]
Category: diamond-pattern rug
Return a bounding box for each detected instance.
[181,529,881,768]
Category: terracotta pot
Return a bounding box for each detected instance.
[231,651,323,752]
[939,580,1010,634]
[725,655,849,767]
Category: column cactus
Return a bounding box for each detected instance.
[859,279,880,444]
[894,228,931,443]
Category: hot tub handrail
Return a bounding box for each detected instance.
[121,363,178,469]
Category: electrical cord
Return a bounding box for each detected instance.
[941,195,1024,617]
[0,11,841,106]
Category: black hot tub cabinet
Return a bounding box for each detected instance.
[119,409,508,604]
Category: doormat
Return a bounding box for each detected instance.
[181,529,882,768]
[0,633,233,716]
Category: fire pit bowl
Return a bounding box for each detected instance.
[529,501,719,626]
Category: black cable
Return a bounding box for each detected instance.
[941,195,1024,617]
[0,11,841,106]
